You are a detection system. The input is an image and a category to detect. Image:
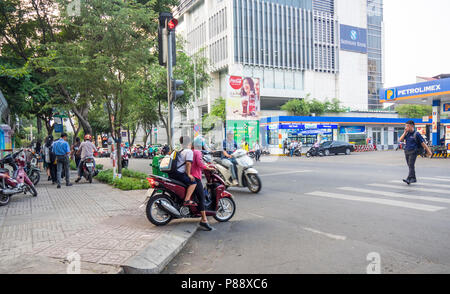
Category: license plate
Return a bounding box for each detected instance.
[145,188,154,197]
[86,163,94,167]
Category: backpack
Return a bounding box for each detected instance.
[159,149,185,174]
[414,132,425,156]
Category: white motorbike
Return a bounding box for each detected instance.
[210,149,262,193]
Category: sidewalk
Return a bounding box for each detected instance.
[0,172,198,274]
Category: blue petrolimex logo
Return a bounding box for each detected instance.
[340,24,368,54]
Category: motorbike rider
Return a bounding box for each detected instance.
[168,136,197,207]
[75,134,98,183]
[222,131,239,185]
[192,138,215,231]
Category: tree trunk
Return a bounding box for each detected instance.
[58,85,93,135]
[37,117,42,137]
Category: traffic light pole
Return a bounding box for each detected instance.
[166,29,174,151]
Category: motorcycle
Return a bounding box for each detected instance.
[306,147,324,158]
[0,149,38,206]
[144,163,236,226]
[211,149,262,193]
[285,147,302,157]
[80,157,96,183]
[121,151,129,169]
[25,153,41,185]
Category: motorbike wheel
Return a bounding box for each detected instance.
[30,170,40,186]
[246,174,262,193]
[88,173,93,184]
[214,197,236,222]
[306,152,312,158]
[27,184,38,197]
[146,194,174,226]
[0,194,10,206]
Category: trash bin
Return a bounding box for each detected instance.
[151,155,168,178]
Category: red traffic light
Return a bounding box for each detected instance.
[167,18,178,30]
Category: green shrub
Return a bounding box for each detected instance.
[96,164,104,170]
[94,169,149,190]
[122,169,148,180]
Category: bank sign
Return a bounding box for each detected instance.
[381,78,450,102]
[340,24,367,54]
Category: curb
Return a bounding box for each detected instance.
[121,222,198,274]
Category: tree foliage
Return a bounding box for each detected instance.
[281,96,346,116]
[395,104,432,118]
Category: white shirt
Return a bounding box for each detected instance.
[177,149,193,173]
[253,143,260,150]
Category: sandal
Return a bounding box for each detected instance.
[183,200,196,206]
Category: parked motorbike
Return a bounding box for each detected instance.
[0,150,38,206]
[286,148,302,157]
[211,149,262,193]
[121,152,129,169]
[80,157,96,183]
[25,154,41,185]
[144,163,236,226]
[306,147,324,158]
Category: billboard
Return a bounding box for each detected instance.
[226,76,261,121]
[340,24,368,54]
[380,78,450,102]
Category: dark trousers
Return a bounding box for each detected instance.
[404,149,418,180]
[75,157,81,168]
[56,155,70,185]
[255,150,261,161]
[194,178,206,212]
[48,162,57,183]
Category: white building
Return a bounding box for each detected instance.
[151,0,385,145]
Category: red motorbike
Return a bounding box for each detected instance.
[144,156,236,226]
[0,149,38,206]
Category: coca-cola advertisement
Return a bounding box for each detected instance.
[226,75,261,121]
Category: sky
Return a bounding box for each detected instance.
[383,0,450,88]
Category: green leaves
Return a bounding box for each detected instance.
[396,104,432,118]
[281,96,346,116]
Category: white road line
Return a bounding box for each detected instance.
[302,227,347,241]
[259,170,312,177]
[339,187,450,204]
[436,176,450,179]
[390,180,450,189]
[305,191,445,212]
[368,183,450,195]
[420,177,450,183]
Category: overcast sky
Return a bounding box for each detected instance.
[384,0,450,88]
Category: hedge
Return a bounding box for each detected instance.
[95,169,149,191]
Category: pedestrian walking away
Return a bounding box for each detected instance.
[52,133,73,188]
[399,120,432,185]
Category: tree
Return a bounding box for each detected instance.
[281,99,310,116]
[203,97,225,133]
[324,98,347,113]
[396,104,432,118]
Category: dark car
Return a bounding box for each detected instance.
[319,141,355,156]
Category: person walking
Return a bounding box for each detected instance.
[399,121,432,185]
[52,133,72,188]
[289,141,295,157]
[71,137,82,168]
[283,140,287,155]
[44,136,57,183]
[253,141,261,162]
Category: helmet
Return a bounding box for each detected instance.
[84,134,92,141]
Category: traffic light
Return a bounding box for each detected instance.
[158,12,177,67]
[172,79,184,102]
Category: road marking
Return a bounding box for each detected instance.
[305,191,445,212]
[369,183,450,195]
[420,177,450,183]
[259,170,312,177]
[436,176,450,179]
[390,180,450,189]
[302,227,347,241]
[248,212,264,218]
[339,187,450,204]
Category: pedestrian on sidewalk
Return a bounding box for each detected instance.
[399,121,432,185]
[71,137,81,168]
[52,133,73,188]
[44,136,57,184]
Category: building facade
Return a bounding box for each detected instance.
[153,0,385,145]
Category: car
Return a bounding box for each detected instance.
[318,141,355,156]
[98,148,111,158]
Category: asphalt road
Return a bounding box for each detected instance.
[98,152,450,274]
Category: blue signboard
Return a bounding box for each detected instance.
[340,126,366,134]
[340,24,368,54]
[380,77,450,102]
[54,124,63,133]
[443,103,450,113]
[280,123,337,130]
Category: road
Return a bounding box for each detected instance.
[98,152,450,273]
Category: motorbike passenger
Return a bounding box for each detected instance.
[222,131,239,185]
[192,139,215,231]
[75,134,98,183]
[168,136,197,207]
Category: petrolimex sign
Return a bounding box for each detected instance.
[380,78,450,102]
[340,24,368,54]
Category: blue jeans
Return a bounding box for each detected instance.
[290,149,294,157]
